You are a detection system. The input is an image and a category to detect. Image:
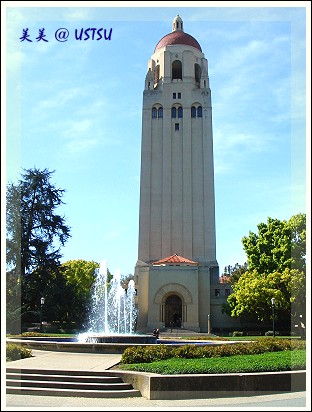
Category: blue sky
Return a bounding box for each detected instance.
[3,2,310,278]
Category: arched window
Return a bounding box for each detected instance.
[155,65,160,83]
[152,107,157,118]
[195,64,201,83]
[178,107,183,118]
[171,107,177,118]
[158,107,163,118]
[172,60,182,80]
[191,106,196,118]
[197,106,202,117]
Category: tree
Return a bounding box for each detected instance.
[61,260,99,326]
[223,213,306,330]
[288,213,306,272]
[222,262,248,285]
[6,168,71,332]
[242,214,306,274]
[6,168,71,277]
[21,265,77,325]
[59,260,116,328]
[62,260,99,293]
[226,268,304,325]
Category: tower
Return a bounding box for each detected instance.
[135,16,219,332]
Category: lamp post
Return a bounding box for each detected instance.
[207,314,211,335]
[40,297,45,333]
[271,297,275,337]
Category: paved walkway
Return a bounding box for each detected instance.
[4,349,308,410]
[5,348,122,372]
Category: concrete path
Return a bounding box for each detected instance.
[5,349,122,372]
[4,391,307,409]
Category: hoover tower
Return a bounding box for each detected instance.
[135,16,219,332]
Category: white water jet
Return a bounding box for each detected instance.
[79,259,138,341]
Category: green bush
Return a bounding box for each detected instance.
[20,332,46,337]
[183,335,230,341]
[171,344,203,359]
[232,331,244,337]
[10,332,74,338]
[6,343,32,361]
[120,338,306,364]
[121,344,172,364]
[265,330,279,336]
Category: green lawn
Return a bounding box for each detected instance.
[118,349,306,375]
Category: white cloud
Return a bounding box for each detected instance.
[65,137,99,154]
[63,119,92,138]
[6,50,26,74]
[39,87,84,109]
[213,127,272,175]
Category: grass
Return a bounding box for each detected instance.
[118,349,306,374]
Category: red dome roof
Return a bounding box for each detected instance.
[154,31,202,52]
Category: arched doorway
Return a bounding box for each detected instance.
[165,295,182,327]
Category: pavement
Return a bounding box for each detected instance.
[4,347,309,410]
[5,348,122,372]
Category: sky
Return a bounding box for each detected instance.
[2,1,310,279]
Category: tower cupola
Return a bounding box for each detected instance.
[154,15,202,52]
[172,15,183,32]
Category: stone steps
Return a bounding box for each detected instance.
[6,368,141,398]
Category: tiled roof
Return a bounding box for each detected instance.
[152,254,198,265]
[154,31,202,52]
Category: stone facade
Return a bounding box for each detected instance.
[134,16,238,333]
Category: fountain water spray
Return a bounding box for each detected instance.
[78,259,138,342]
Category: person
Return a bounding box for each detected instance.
[152,328,159,338]
[299,315,306,339]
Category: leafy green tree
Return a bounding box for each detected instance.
[61,260,99,325]
[288,213,306,272]
[226,269,303,324]
[222,262,248,285]
[242,214,306,274]
[21,265,77,325]
[242,217,290,274]
[6,168,71,332]
[59,260,115,328]
[223,213,306,329]
[62,260,99,292]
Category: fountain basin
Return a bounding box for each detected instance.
[84,334,157,344]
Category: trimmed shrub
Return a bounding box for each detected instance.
[121,344,172,364]
[120,338,306,364]
[6,343,32,361]
[265,330,279,336]
[232,331,244,337]
[172,344,203,359]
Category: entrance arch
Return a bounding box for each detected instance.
[165,295,182,327]
[154,283,193,328]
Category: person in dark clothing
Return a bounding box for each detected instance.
[152,328,159,338]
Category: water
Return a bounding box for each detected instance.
[78,259,137,342]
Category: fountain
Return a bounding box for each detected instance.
[78,259,156,344]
